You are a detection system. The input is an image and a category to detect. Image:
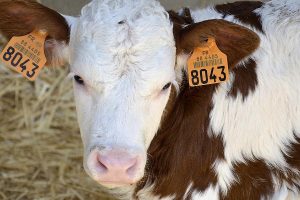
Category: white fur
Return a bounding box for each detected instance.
[191,185,219,200]
[137,184,176,200]
[62,14,77,28]
[175,53,189,84]
[45,39,69,66]
[270,184,289,200]
[183,183,193,199]
[213,160,236,195]
[190,7,224,22]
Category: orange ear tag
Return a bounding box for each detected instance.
[187,38,229,87]
[0,30,47,81]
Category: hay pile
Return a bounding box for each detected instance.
[0,38,115,199]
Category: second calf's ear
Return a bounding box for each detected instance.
[0,0,71,66]
[176,19,260,68]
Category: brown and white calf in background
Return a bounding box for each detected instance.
[0,0,300,199]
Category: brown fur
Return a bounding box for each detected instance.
[0,0,70,66]
[285,135,300,170]
[275,134,300,190]
[137,76,224,200]
[221,160,274,200]
[226,151,300,200]
[168,9,194,55]
[215,1,264,32]
[168,8,194,26]
[229,58,258,100]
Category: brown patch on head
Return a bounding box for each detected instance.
[135,75,225,199]
[176,19,260,68]
[168,8,194,26]
[229,58,258,100]
[215,1,264,32]
[221,159,274,200]
[168,9,194,55]
[0,0,70,66]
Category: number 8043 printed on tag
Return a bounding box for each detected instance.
[187,38,229,87]
[0,30,47,81]
[2,46,40,79]
[190,65,227,86]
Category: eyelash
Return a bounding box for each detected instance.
[162,82,172,91]
[74,75,84,85]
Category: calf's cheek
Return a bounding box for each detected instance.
[73,91,94,147]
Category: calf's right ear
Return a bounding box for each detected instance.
[0,0,73,66]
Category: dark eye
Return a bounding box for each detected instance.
[162,82,172,91]
[74,75,84,85]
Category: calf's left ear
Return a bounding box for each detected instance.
[0,0,73,66]
[175,19,260,67]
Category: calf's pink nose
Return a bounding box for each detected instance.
[87,149,141,186]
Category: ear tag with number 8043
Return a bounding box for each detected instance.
[187,38,229,87]
[0,30,47,81]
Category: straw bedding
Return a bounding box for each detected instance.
[0,35,115,199]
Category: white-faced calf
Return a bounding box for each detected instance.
[1,0,300,199]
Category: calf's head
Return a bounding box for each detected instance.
[0,0,259,188]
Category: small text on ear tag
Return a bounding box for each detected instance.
[0,30,47,81]
[187,38,229,87]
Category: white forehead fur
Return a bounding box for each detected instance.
[69,0,175,86]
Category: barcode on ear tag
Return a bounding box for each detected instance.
[0,30,47,81]
[187,38,229,87]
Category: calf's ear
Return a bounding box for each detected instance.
[175,19,260,68]
[0,0,72,66]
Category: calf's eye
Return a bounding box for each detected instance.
[162,82,172,91]
[74,75,84,85]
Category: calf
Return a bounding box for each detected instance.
[0,0,300,199]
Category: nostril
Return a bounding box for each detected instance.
[126,160,138,176]
[96,154,109,171]
[87,149,109,175]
